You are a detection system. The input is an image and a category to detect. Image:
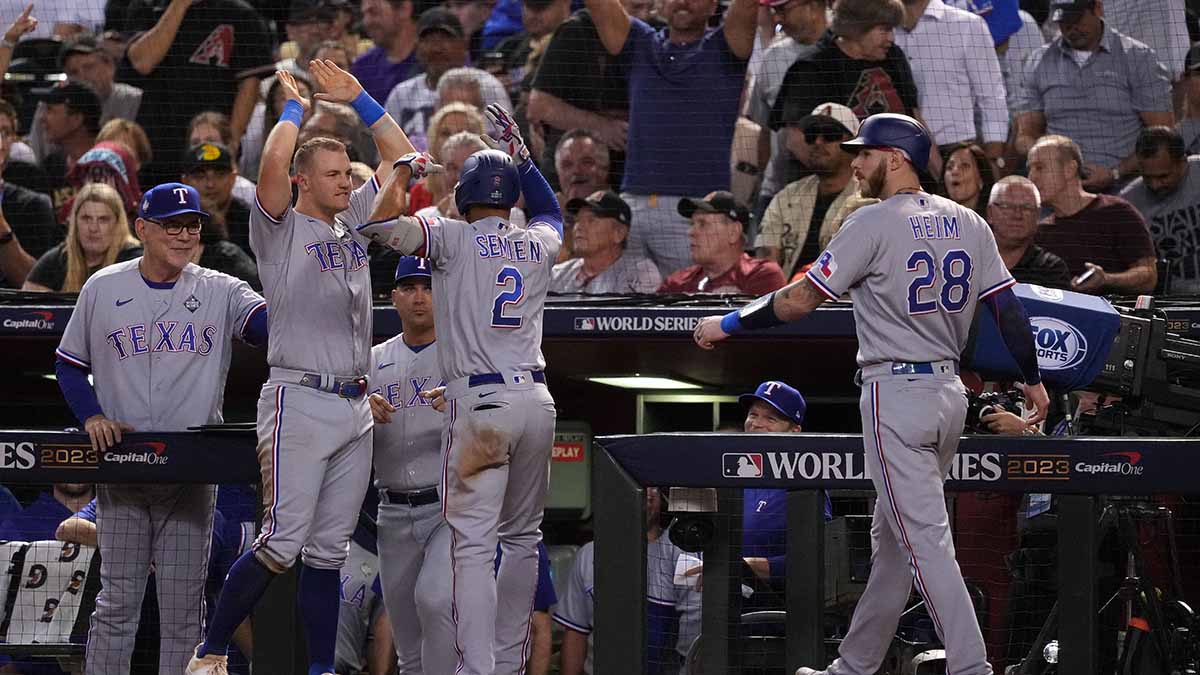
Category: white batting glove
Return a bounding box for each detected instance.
[482,104,530,164]
[393,152,444,180]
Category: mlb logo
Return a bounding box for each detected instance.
[575,317,596,331]
[722,453,763,478]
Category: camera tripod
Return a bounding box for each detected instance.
[1012,499,1199,675]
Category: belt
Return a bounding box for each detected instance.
[468,371,546,387]
[379,487,439,506]
[890,361,959,375]
[297,373,369,398]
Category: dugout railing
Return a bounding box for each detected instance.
[593,433,1200,675]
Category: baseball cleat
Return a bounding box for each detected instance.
[185,644,228,674]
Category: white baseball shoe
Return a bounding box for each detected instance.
[185,644,228,674]
[795,669,825,675]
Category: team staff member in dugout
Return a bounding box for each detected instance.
[694,113,1050,675]
[187,59,414,675]
[54,182,267,675]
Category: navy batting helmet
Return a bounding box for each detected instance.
[840,113,933,172]
[454,149,520,217]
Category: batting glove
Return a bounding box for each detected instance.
[393,152,444,180]
[482,104,530,164]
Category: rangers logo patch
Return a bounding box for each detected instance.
[183,295,201,313]
[815,251,837,278]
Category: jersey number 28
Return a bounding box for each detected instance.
[491,266,524,328]
[906,249,972,315]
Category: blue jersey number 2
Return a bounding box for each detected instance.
[906,249,972,315]
[491,266,524,328]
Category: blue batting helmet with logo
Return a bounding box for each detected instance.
[840,113,933,172]
[394,256,432,283]
[454,149,520,217]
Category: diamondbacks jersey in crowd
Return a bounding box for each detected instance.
[805,193,1015,362]
[417,212,561,380]
[56,259,266,429]
[250,177,379,377]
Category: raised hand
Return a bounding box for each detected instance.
[393,152,444,181]
[482,103,530,164]
[4,4,37,45]
[276,70,311,113]
[310,59,364,103]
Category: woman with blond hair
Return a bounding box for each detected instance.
[23,183,142,292]
[406,102,487,213]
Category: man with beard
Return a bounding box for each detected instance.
[586,0,757,277]
[756,103,875,279]
[694,113,1050,675]
[1012,0,1173,192]
[1121,126,1200,294]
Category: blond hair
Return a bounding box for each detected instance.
[96,118,153,167]
[63,183,137,292]
[426,103,487,199]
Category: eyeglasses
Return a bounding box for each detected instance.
[147,218,203,235]
[804,127,848,145]
[991,202,1039,214]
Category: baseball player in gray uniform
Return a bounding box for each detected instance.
[53,182,267,675]
[357,103,562,675]
[694,114,1051,675]
[188,60,414,675]
[365,255,456,674]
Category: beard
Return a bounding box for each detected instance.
[859,162,887,198]
[56,483,93,498]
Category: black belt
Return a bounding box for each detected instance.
[379,487,439,507]
[467,371,546,387]
[297,374,369,398]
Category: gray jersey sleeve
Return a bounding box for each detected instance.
[56,277,96,368]
[416,214,466,268]
[553,541,594,634]
[224,277,267,340]
[805,206,882,300]
[342,177,381,247]
[248,195,294,264]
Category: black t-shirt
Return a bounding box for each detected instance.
[120,0,274,185]
[40,151,73,217]
[770,34,919,131]
[1010,244,1072,290]
[221,199,252,259]
[198,239,260,290]
[530,8,630,185]
[0,182,60,288]
[26,241,143,291]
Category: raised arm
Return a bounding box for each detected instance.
[483,104,564,238]
[722,0,758,61]
[127,0,192,75]
[584,0,631,56]
[309,59,416,182]
[357,153,443,254]
[256,70,309,219]
[0,4,37,81]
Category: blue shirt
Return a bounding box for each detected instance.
[0,486,20,523]
[0,492,73,542]
[743,488,833,580]
[351,47,423,104]
[620,20,748,195]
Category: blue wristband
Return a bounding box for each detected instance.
[720,311,743,335]
[279,100,304,128]
[350,90,385,127]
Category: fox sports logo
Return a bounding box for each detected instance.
[1030,317,1088,371]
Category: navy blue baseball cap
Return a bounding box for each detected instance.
[739,380,806,426]
[394,256,433,283]
[138,182,209,220]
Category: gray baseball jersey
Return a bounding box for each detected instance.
[369,336,445,491]
[250,178,378,376]
[334,537,383,674]
[804,193,1015,366]
[802,191,1011,675]
[56,258,263,675]
[417,213,561,380]
[56,259,266,430]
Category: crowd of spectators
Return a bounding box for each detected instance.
[0,0,1194,305]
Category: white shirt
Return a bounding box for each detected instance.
[894,0,1008,145]
[384,72,512,153]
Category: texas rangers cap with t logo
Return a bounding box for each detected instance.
[139,182,209,220]
[394,256,433,283]
[738,380,806,425]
